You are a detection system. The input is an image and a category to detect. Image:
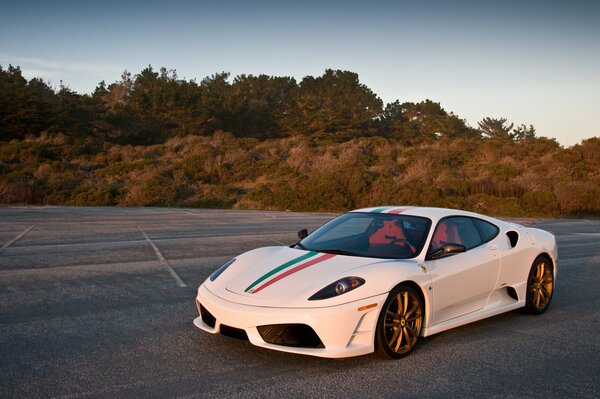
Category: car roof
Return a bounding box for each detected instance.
[350,206,503,225]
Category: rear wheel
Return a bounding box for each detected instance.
[525,255,554,314]
[376,284,423,358]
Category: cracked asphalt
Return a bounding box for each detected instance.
[0,207,598,398]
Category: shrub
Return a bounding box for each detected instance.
[522,189,560,216]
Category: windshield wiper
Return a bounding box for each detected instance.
[293,242,307,250]
[318,248,361,257]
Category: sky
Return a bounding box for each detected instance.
[1,0,599,146]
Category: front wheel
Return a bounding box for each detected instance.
[376,284,424,358]
[525,255,554,314]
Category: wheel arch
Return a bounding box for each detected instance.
[537,251,556,272]
[525,252,555,314]
[381,280,428,332]
[537,251,557,284]
[374,280,427,356]
[537,252,553,263]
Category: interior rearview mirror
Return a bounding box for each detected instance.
[298,228,308,240]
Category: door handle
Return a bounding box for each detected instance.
[489,245,498,250]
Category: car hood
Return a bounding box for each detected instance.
[205,246,418,308]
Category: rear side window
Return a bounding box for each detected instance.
[473,219,500,243]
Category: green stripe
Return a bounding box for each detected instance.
[244,251,319,292]
[370,207,390,213]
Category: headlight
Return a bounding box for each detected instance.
[308,276,365,300]
[209,258,236,281]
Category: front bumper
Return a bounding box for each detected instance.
[194,284,387,358]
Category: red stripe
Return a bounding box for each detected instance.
[388,207,411,214]
[251,253,336,294]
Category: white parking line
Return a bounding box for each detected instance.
[0,225,35,254]
[139,228,187,288]
[270,239,287,245]
[256,211,277,219]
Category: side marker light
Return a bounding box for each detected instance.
[357,303,377,312]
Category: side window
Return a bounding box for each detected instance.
[473,218,499,243]
[430,217,483,251]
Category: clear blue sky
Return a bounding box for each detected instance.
[1,0,598,146]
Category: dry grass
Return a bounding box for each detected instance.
[1,133,599,216]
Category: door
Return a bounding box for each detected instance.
[426,217,500,325]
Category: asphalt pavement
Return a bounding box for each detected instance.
[0,207,598,398]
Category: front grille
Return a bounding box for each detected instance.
[197,300,216,328]
[257,324,325,348]
[220,324,249,341]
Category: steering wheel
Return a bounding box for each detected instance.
[391,238,416,252]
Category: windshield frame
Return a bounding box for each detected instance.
[299,212,432,260]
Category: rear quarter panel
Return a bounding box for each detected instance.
[496,225,557,300]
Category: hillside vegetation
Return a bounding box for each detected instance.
[1,65,598,216]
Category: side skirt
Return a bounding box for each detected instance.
[422,300,524,337]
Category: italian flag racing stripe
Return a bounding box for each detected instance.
[371,206,411,214]
[251,253,337,294]
[388,207,411,214]
[244,251,319,293]
[370,207,392,213]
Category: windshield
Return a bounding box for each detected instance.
[299,212,431,259]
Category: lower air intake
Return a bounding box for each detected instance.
[257,324,325,349]
[220,325,249,341]
[198,302,216,328]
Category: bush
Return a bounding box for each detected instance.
[522,189,560,216]
[1,133,599,216]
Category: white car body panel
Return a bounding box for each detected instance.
[195,284,388,358]
[427,243,501,325]
[194,206,558,358]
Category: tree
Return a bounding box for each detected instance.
[51,84,92,136]
[279,69,383,138]
[379,100,419,142]
[478,117,514,139]
[225,74,296,138]
[511,124,536,141]
[0,65,57,140]
[380,100,479,142]
[102,70,133,111]
[129,65,160,114]
[196,72,231,134]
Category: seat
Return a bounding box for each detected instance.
[432,221,462,250]
[431,222,448,250]
[446,223,461,244]
[368,220,415,254]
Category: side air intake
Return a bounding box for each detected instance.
[506,231,519,248]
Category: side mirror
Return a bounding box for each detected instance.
[427,243,466,261]
[298,228,309,240]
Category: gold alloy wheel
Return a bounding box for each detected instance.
[383,289,423,355]
[529,259,554,310]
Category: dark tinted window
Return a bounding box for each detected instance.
[473,218,500,243]
[431,216,483,251]
[300,212,431,259]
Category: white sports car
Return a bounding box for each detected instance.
[193,206,557,358]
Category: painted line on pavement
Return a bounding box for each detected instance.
[0,225,36,254]
[139,227,187,288]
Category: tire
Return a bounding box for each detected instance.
[525,255,554,315]
[376,284,424,358]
